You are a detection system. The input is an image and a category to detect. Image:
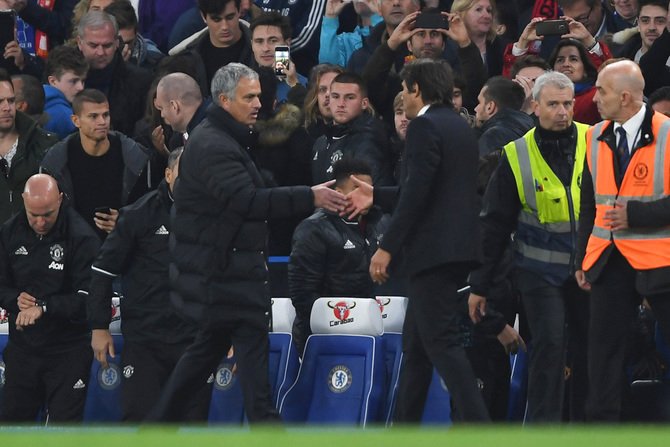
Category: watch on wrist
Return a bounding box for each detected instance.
[35,300,47,313]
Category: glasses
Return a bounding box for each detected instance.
[574,4,595,25]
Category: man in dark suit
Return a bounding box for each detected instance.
[347,58,516,422]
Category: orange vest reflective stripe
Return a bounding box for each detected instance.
[583,113,670,271]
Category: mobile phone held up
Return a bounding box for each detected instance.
[415,12,449,30]
[274,45,290,76]
[0,10,16,51]
[535,19,568,36]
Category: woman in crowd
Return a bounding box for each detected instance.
[451,0,510,77]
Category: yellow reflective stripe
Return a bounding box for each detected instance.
[514,239,572,264]
[514,137,538,212]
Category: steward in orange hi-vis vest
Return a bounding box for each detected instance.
[583,111,670,272]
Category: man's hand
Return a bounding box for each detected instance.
[497,324,526,355]
[468,293,487,323]
[575,269,591,291]
[227,345,237,375]
[342,175,373,219]
[561,16,596,49]
[324,0,348,19]
[92,329,115,369]
[151,125,169,157]
[513,74,535,114]
[283,57,299,88]
[442,12,471,48]
[4,41,25,71]
[121,41,132,61]
[387,11,420,51]
[15,306,43,331]
[17,291,37,310]
[94,208,119,233]
[370,248,391,284]
[362,0,379,16]
[312,180,348,213]
[516,16,545,50]
[0,0,27,12]
[603,200,629,232]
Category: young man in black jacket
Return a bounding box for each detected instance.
[0,174,100,423]
[289,158,388,354]
[87,148,211,422]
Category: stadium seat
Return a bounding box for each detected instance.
[377,296,407,425]
[279,297,385,426]
[84,296,124,423]
[421,369,453,425]
[507,342,530,421]
[655,324,670,380]
[630,379,670,421]
[208,299,301,424]
[83,334,124,422]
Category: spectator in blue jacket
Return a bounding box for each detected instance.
[319,0,383,66]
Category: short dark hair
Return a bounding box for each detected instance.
[482,76,525,111]
[330,72,368,98]
[332,158,372,187]
[637,0,669,16]
[0,68,12,88]
[72,88,108,115]
[45,45,88,79]
[104,0,138,31]
[510,54,550,79]
[250,11,291,41]
[256,66,278,119]
[649,86,670,107]
[12,75,45,115]
[198,0,241,16]
[400,58,453,108]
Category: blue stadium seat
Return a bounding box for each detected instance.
[279,298,385,426]
[83,334,124,422]
[377,296,407,425]
[655,324,670,380]
[421,368,453,425]
[630,379,670,421]
[507,342,530,421]
[268,332,300,407]
[208,356,245,424]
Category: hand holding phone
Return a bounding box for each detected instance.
[535,19,568,36]
[274,45,290,77]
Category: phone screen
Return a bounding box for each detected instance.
[274,46,290,76]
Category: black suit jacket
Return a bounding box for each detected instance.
[379,104,482,276]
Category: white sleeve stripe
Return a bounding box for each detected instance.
[91,266,118,277]
[78,290,89,295]
[291,0,327,50]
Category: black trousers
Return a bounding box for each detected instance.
[587,249,670,422]
[393,263,491,423]
[516,270,590,422]
[120,340,212,422]
[146,315,281,424]
[0,342,92,423]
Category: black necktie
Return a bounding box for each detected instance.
[617,127,630,173]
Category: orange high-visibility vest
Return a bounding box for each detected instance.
[583,113,670,271]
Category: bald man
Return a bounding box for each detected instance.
[0,174,100,423]
[575,60,670,422]
[153,73,212,151]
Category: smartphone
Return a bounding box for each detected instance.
[274,45,290,76]
[0,10,16,50]
[95,207,111,221]
[535,19,568,36]
[415,12,449,30]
